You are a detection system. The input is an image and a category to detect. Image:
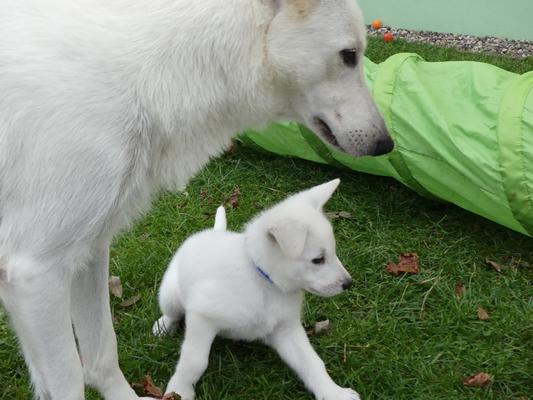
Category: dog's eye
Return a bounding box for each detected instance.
[312,256,325,265]
[340,49,357,67]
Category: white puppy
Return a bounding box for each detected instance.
[153,179,360,400]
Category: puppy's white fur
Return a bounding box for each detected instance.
[154,179,359,400]
[0,0,391,399]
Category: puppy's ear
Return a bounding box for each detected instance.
[292,179,340,210]
[268,220,308,259]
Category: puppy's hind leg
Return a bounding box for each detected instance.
[153,314,182,337]
[70,244,142,400]
[0,255,85,400]
[153,267,185,337]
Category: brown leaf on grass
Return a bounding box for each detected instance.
[304,319,333,335]
[108,276,123,298]
[162,393,181,400]
[132,375,164,398]
[454,281,466,298]
[132,375,181,398]
[462,372,492,387]
[119,294,141,308]
[325,211,354,221]
[386,263,400,275]
[510,257,531,270]
[226,187,241,209]
[477,307,489,321]
[485,259,503,274]
[399,253,420,273]
[199,189,208,197]
[386,253,420,275]
[314,319,333,335]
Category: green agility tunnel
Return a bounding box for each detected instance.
[242,53,533,236]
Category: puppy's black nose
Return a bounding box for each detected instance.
[342,280,353,291]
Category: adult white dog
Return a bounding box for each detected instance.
[0,0,393,399]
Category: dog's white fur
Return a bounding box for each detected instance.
[153,179,359,400]
[0,0,391,399]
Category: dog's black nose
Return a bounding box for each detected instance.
[374,137,395,156]
[342,280,353,291]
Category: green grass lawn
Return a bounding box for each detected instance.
[2,38,533,400]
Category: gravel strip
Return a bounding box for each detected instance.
[367,25,533,59]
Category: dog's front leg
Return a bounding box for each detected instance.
[71,244,144,400]
[267,322,361,400]
[165,312,217,400]
[0,257,85,400]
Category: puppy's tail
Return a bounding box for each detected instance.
[213,206,227,231]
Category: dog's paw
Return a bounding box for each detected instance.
[152,318,166,336]
[320,387,361,400]
[165,373,197,400]
[152,316,177,337]
[165,385,194,400]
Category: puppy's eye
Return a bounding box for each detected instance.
[340,49,357,67]
[312,256,325,265]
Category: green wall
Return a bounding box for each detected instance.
[358,0,533,40]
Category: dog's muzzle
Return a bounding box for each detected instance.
[342,279,353,291]
[374,136,395,156]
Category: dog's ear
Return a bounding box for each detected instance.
[261,0,319,15]
[260,0,282,11]
[268,220,308,259]
[293,179,340,210]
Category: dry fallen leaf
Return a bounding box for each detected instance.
[454,281,466,298]
[462,372,492,387]
[108,276,123,298]
[119,294,142,308]
[132,375,176,398]
[387,253,420,275]
[305,319,333,335]
[304,324,315,334]
[399,253,420,273]
[485,259,503,274]
[162,393,181,400]
[325,211,353,221]
[226,187,241,209]
[386,263,400,275]
[314,319,333,335]
[477,307,489,321]
[199,189,208,197]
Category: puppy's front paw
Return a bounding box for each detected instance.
[320,386,361,400]
[166,376,195,400]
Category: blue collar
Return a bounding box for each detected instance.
[256,265,274,284]
[245,239,274,284]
